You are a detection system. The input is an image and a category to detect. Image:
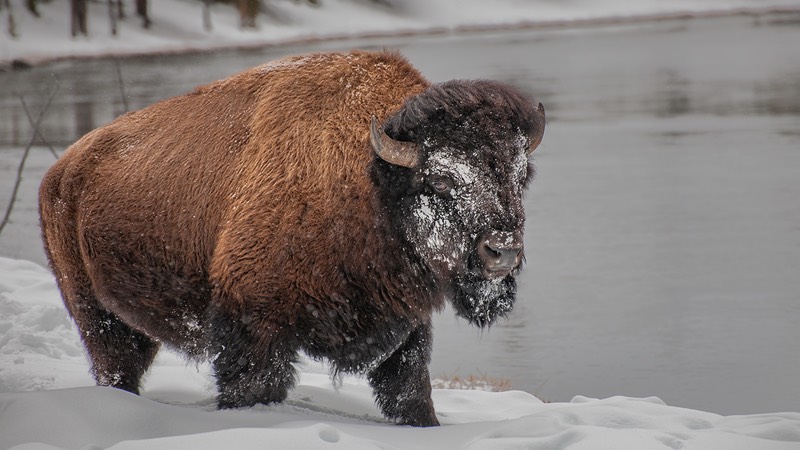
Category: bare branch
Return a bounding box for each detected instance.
[0,85,59,236]
[114,59,129,114]
[17,94,60,159]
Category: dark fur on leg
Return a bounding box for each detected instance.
[209,308,299,408]
[79,303,160,394]
[368,324,439,427]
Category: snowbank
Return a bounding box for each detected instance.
[2,257,800,448]
[2,0,800,67]
[3,1,800,447]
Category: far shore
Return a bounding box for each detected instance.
[3,5,799,70]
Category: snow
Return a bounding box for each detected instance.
[2,0,800,67]
[2,260,800,448]
[2,0,800,447]
[426,151,478,188]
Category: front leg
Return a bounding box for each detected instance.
[368,323,439,427]
[208,307,299,409]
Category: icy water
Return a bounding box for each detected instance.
[1,13,799,415]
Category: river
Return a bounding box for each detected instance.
[1,12,799,415]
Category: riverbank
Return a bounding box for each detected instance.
[3,0,800,69]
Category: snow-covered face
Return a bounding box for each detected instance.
[401,137,532,328]
[370,79,545,328]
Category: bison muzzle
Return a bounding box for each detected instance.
[39,50,545,427]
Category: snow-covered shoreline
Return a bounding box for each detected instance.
[2,256,800,449]
[3,2,800,447]
[3,0,800,68]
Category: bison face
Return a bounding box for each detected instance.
[370,80,545,328]
[407,143,530,328]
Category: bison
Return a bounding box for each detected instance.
[39,50,545,427]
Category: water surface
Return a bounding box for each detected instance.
[1,13,798,414]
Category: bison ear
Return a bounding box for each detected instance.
[370,116,421,169]
[527,102,546,156]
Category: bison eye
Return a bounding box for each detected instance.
[427,175,454,196]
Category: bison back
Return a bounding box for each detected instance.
[40,51,429,349]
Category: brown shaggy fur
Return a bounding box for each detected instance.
[39,50,543,427]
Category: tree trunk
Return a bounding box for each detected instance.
[71,0,88,37]
[26,0,39,17]
[238,0,259,29]
[2,0,18,38]
[202,0,212,32]
[136,0,151,29]
[107,0,117,36]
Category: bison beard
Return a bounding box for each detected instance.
[451,274,517,328]
[39,50,545,427]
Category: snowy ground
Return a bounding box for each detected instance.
[2,256,800,449]
[2,0,800,67]
[3,1,800,448]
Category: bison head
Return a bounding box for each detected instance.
[370,80,545,328]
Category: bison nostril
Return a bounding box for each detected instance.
[478,235,523,277]
[484,243,502,259]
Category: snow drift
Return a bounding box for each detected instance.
[2,257,800,448]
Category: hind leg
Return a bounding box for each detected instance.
[40,153,159,394]
[73,299,161,394]
[57,274,160,394]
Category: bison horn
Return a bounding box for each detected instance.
[527,102,546,156]
[370,116,421,169]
